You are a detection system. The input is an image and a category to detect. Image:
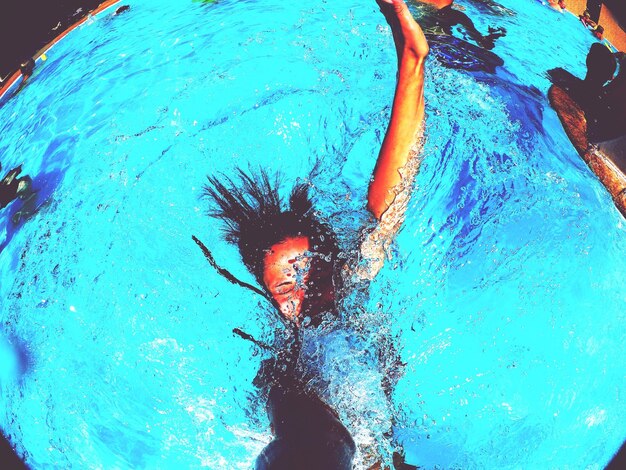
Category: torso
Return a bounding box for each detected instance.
[256,128,425,466]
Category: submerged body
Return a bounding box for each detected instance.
[255,385,356,470]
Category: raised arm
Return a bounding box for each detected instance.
[368,0,428,220]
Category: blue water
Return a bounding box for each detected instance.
[1,0,625,468]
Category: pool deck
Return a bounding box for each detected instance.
[0,0,120,103]
[567,0,626,51]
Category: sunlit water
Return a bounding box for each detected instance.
[0,0,624,468]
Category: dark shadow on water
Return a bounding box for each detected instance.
[482,68,545,135]
[426,33,504,73]
[0,328,32,383]
[0,168,64,257]
[0,329,31,469]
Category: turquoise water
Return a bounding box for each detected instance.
[1,0,625,468]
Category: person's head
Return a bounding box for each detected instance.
[204,169,339,322]
[114,5,130,15]
[19,58,35,77]
[585,42,615,86]
[593,25,604,39]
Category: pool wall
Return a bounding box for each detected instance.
[0,0,121,104]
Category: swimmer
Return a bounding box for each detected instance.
[579,10,597,29]
[547,0,563,12]
[584,43,616,88]
[114,5,131,15]
[0,163,37,224]
[579,10,605,39]
[548,43,616,102]
[19,59,34,80]
[548,44,625,159]
[586,50,626,145]
[14,58,36,94]
[198,0,428,467]
[592,24,604,40]
[1,164,32,209]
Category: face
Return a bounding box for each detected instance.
[262,236,312,322]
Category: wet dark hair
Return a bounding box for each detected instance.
[19,58,35,76]
[204,169,339,291]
